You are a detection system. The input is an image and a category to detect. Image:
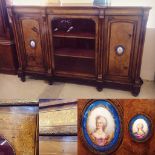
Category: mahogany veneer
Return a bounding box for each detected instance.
[7,4,151,96]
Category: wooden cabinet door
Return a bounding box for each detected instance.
[18,18,47,73]
[104,16,142,82]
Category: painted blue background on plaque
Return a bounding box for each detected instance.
[82,100,121,152]
[129,114,151,141]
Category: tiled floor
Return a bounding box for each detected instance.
[0,74,154,99]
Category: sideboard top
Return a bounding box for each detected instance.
[7,2,151,17]
[7,2,151,10]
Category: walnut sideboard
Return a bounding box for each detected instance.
[7,4,151,96]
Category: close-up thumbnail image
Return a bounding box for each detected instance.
[39,99,77,155]
[0,100,39,155]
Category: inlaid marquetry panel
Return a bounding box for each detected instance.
[0,106,38,155]
[21,19,45,72]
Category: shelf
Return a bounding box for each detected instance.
[54,48,95,59]
[55,57,95,76]
[53,31,95,39]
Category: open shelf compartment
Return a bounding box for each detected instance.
[54,56,95,77]
[52,18,95,39]
[51,17,96,78]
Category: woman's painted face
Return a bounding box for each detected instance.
[137,123,143,130]
[96,118,104,130]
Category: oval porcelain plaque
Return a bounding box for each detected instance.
[129,114,152,142]
[29,40,36,49]
[115,45,125,55]
[81,100,122,154]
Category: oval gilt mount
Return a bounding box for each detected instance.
[115,45,125,56]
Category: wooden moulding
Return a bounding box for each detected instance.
[0,100,39,106]
[39,99,77,136]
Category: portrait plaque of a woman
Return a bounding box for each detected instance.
[133,122,146,139]
[82,100,122,154]
[86,105,115,146]
[129,114,152,142]
[90,116,109,146]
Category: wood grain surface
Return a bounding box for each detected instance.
[39,136,77,155]
[0,106,39,155]
[39,100,77,135]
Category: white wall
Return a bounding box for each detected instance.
[141,28,155,81]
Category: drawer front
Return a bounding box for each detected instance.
[19,18,46,73]
[105,16,141,80]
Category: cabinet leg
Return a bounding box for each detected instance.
[96,82,103,92]
[132,79,143,96]
[48,78,53,85]
[20,73,26,82]
[131,86,140,97]
[18,71,26,82]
